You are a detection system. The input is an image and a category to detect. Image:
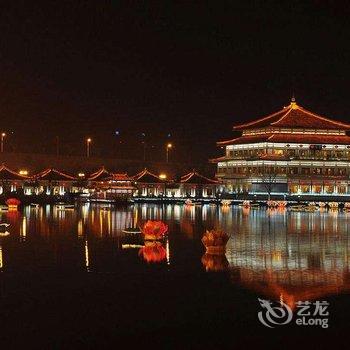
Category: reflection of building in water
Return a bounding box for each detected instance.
[20,216,27,241]
[226,211,350,307]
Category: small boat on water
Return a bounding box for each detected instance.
[55,203,75,210]
[221,199,232,206]
[0,223,10,236]
[239,200,251,208]
[185,199,195,206]
[122,227,142,234]
[121,244,144,249]
[30,203,40,208]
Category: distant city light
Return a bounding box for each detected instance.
[159,174,167,179]
[115,131,120,136]
[19,170,28,175]
[167,143,172,149]
[78,173,85,177]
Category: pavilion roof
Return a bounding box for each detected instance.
[112,173,132,181]
[217,133,350,146]
[0,165,29,180]
[233,99,350,131]
[88,167,112,181]
[180,171,218,185]
[35,168,76,181]
[133,169,164,183]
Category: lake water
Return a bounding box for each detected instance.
[0,204,349,348]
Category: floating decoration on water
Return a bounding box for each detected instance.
[201,229,229,254]
[221,199,232,206]
[318,202,326,208]
[240,200,250,208]
[55,203,75,210]
[267,200,286,208]
[305,202,318,212]
[140,220,168,241]
[0,205,8,212]
[344,203,350,212]
[138,241,166,263]
[5,198,21,211]
[267,200,277,208]
[328,202,339,210]
[185,199,194,206]
[201,253,229,272]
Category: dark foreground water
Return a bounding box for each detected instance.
[0,204,349,348]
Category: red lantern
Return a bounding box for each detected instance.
[5,198,21,206]
[140,220,168,240]
[6,198,21,211]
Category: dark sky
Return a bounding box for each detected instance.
[1,1,350,162]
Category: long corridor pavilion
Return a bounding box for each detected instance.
[212,99,350,198]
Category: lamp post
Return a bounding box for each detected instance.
[86,138,92,157]
[166,143,172,163]
[1,133,6,153]
[141,132,146,161]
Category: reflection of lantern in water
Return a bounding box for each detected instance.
[139,241,166,263]
[201,253,229,272]
[78,219,83,237]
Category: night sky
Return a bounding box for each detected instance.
[1,1,350,162]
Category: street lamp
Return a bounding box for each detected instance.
[1,133,6,153]
[166,143,172,163]
[141,132,146,161]
[86,138,92,157]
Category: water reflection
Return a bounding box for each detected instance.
[0,204,349,305]
[225,209,350,308]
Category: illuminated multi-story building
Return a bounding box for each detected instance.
[212,98,350,198]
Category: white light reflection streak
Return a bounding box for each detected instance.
[0,245,3,270]
[166,239,170,265]
[85,239,90,272]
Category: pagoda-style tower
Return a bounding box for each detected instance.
[211,99,350,198]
